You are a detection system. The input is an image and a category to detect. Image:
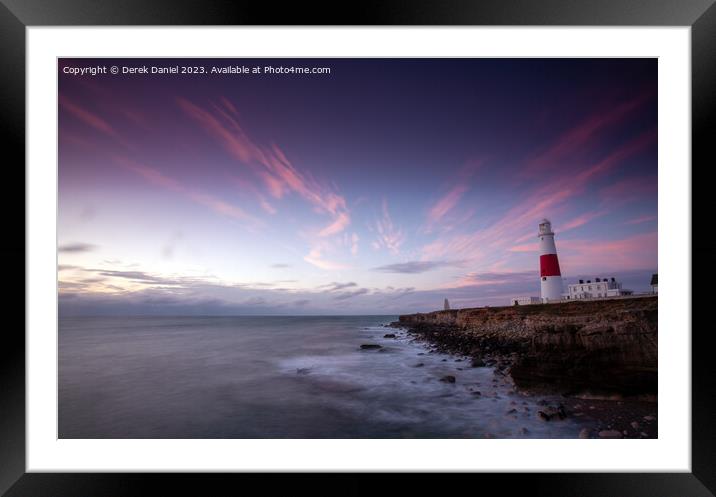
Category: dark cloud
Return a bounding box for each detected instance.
[319,281,358,292]
[373,260,463,274]
[95,270,187,286]
[333,288,370,301]
[293,299,310,307]
[58,242,97,253]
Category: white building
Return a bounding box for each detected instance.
[650,274,658,294]
[565,277,633,300]
[511,296,541,306]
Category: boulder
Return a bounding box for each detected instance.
[360,344,382,350]
[440,375,456,383]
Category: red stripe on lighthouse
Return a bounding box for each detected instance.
[540,254,561,277]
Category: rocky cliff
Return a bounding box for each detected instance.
[394,296,657,395]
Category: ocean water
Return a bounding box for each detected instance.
[59,315,587,438]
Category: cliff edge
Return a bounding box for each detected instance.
[395,296,657,395]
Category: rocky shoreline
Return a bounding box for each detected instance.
[388,296,658,438]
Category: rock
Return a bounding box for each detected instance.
[455,358,463,362]
[296,368,311,375]
[507,408,518,414]
[417,353,425,356]
[518,427,529,435]
[579,428,591,439]
[413,363,424,368]
[598,430,623,439]
[456,368,463,371]
[643,415,656,422]
[538,411,551,421]
[471,358,486,368]
[396,296,658,396]
[472,391,481,396]
[441,359,447,362]
[630,421,640,430]
[440,375,456,383]
[640,432,649,437]
[360,344,382,350]
[383,333,396,338]
[623,430,628,435]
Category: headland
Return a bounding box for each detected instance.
[393,296,657,396]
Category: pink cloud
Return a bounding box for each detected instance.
[59,95,127,146]
[178,97,350,235]
[318,212,351,237]
[118,158,259,226]
[303,245,350,271]
[426,184,469,226]
[560,209,608,232]
[509,242,539,253]
[558,232,657,274]
[230,176,277,215]
[424,161,481,232]
[600,175,657,206]
[624,215,657,225]
[421,130,655,267]
[523,91,654,176]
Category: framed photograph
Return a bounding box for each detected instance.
[4,0,714,495]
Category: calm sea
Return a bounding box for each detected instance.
[59,315,585,438]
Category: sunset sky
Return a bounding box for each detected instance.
[58,58,657,315]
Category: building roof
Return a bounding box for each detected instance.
[650,273,658,285]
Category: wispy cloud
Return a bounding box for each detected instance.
[60,95,122,141]
[178,97,350,236]
[558,232,657,273]
[561,209,608,232]
[446,270,536,289]
[424,161,481,231]
[303,244,350,271]
[522,91,654,176]
[421,129,656,265]
[118,158,260,227]
[350,233,359,256]
[624,215,657,225]
[371,198,404,255]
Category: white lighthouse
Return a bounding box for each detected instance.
[538,219,563,302]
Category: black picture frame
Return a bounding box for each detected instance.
[2,1,713,495]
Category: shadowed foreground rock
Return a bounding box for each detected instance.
[394,296,657,395]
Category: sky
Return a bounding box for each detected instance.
[58,58,657,315]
